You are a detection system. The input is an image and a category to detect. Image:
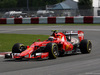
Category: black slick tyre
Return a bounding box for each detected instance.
[46,43,58,59]
[80,39,92,54]
[12,43,26,53]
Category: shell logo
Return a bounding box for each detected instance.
[66,44,69,50]
[78,33,84,37]
[27,48,31,50]
[59,36,61,39]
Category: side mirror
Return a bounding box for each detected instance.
[37,39,40,41]
[27,46,30,49]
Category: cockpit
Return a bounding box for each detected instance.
[48,36,55,41]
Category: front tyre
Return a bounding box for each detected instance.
[12,43,26,53]
[46,43,58,59]
[80,39,92,54]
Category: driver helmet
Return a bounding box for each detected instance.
[48,36,54,41]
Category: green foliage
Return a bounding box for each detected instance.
[44,0,63,5]
[0,0,17,8]
[17,0,27,7]
[0,0,64,9]
[78,0,93,9]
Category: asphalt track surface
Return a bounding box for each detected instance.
[0,25,100,75]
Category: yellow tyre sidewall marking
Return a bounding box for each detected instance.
[51,44,58,58]
[19,44,24,49]
[87,40,91,52]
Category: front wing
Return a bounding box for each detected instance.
[5,52,49,59]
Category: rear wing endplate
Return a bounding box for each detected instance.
[65,31,84,42]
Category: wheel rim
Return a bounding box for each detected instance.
[88,41,92,52]
[19,46,24,52]
[53,45,58,56]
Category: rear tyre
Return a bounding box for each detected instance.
[12,43,26,53]
[46,43,58,59]
[80,39,92,54]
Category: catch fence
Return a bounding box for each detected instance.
[0,7,99,18]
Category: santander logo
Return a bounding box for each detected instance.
[78,33,84,37]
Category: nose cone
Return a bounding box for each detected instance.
[19,48,33,57]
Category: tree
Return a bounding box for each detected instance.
[17,0,26,7]
[78,0,93,16]
[78,0,93,9]
[0,0,17,8]
[0,0,65,9]
[29,0,65,9]
[30,0,65,7]
[44,0,64,5]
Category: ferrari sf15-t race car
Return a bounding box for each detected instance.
[5,30,92,60]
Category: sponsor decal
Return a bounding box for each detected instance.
[66,45,69,50]
[78,33,84,37]
[13,53,20,56]
[42,44,46,46]
[59,36,61,39]
[27,48,31,50]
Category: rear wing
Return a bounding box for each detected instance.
[64,31,84,42]
[78,31,84,42]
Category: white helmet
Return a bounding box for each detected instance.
[48,36,54,41]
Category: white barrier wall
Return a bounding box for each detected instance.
[39,17,47,24]
[1,16,100,24]
[93,16,100,23]
[56,17,65,24]
[7,18,14,24]
[74,17,84,24]
[22,18,31,24]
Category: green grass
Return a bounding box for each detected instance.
[0,34,49,52]
[0,23,100,26]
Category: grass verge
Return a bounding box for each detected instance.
[0,34,49,52]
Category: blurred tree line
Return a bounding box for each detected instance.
[78,0,93,16]
[78,0,92,9]
[0,0,93,12]
[0,0,64,9]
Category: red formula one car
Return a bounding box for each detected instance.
[5,30,92,60]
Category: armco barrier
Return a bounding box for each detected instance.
[93,16,100,23]
[0,18,6,24]
[84,16,93,24]
[14,18,22,24]
[22,18,31,24]
[39,17,47,24]
[31,17,39,24]
[74,16,84,23]
[7,18,14,24]
[48,17,56,24]
[56,17,65,24]
[65,17,74,23]
[0,16,100,24]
